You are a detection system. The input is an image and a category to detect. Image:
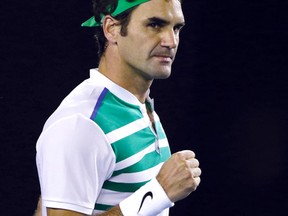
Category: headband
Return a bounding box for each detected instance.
[81,0,150,27]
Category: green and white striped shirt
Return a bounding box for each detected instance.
[36,69,171,216]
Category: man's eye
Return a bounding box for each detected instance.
[148,23,161,28]
[174,25,184,33]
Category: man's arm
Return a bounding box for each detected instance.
[34,200,123,216]
[34,204,122,216]
[35,150,201,216]
[47,207,122,216]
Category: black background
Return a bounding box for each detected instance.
[1,0,288,215]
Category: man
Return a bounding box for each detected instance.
[35,0,201,215]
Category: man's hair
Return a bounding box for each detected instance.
[92,0,135,59]
[92,0,183,59]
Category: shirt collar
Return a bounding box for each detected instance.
[89,68,147,109]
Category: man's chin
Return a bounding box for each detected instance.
[154,71,172,80]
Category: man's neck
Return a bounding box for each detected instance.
[98,52,153,104]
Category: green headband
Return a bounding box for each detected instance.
[81,0,150,27]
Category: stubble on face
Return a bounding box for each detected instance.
[116,0,185,81]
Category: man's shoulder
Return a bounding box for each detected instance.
[43,77,107,131]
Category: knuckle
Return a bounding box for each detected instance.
[194,158,200,166]
[172,152,182,160]
[192,168,202,178]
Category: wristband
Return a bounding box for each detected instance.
[119,178,174,216]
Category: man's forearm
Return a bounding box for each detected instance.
[98,206,123,216]
[33,198,123,216]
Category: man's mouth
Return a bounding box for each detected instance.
[153,54,174,62]
[155,56,172,62]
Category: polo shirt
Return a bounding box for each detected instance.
[36,69,171,215]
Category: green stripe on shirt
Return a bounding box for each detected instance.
[93,91,143,134]
[112,146,171,177]
[111,127,156,162]
[102,180,150,192]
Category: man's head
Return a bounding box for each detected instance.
[87,0,184,82]
[88,0,183,60]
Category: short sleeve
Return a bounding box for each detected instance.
[36,113,115,215]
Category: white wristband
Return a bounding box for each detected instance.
[119,178,174,216]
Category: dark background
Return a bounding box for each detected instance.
[1,0,288,215]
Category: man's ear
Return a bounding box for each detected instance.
[102,15,120,44]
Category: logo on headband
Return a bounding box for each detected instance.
[81,0,150,27]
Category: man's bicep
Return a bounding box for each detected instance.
[46,206,123,216]
[47,208,86,216]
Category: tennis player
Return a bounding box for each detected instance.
[35,0,201,215]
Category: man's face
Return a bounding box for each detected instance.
[116,0,185,81]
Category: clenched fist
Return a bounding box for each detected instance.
[156,150,201,202]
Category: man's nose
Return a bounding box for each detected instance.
[161,29,178,49]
